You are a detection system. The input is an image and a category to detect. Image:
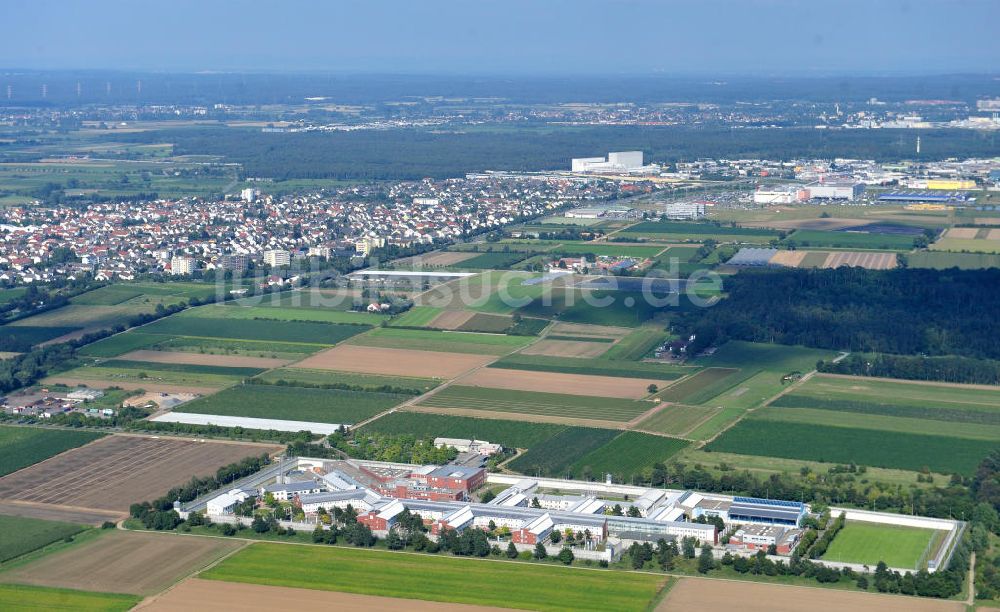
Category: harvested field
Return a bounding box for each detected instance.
[0,500,122,526]
[427,309,476,330]
[1,531,245,596]
[520,339,610,358]
[548,322,631,339]
[118,350,289,369]
[657,577,962,612]
[0,435,278,515]
[769,250,808,267]
[142,578,506,612]
[945,227,979,239]
[820,251,897,270]
[457,368,660,399]
[293,344,493,379]
[989,229,1000,241]
[42,377,220,396]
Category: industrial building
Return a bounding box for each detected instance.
[804,180,865,201]
[571,151,652,174]
[753,185,805,205]
[877,191,974,204]
[663,201,707,219]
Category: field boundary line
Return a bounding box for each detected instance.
[816,372,1000,392]
[131,536,251,611]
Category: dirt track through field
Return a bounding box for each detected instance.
[139,578,507,611]
[119,350,290,368]
[1,531,245,596]
[658,577,962,612]
[292,344,494,379]
[0,435,279,515]
[520,339,610,358]
[458,368,659,399]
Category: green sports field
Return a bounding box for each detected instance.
[201,542,667,612]
[821,522,938,569]
[0,584,140,612]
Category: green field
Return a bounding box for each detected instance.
[419,385,651,423]
[0,325,79,346]
[255,368,439,394]
[506,427,621,478]
[451,251,531,269]
[55,363,253,388]
[178,384,408,424]
[0,287,28,304]
[516,289,663,327]
[696,341,836,373]
[197,304,385,325]
[349,327,531,355]
[389,306,442,327]
[70,286,144,306]
[567,431,689,479]
[551,241,666,258]
[706,419,995,475]
[0,426,104,477]
[0,584,140,612]
[458,312,517,334]
[784,229,915,250]
[637,404,719,437]
[71,282,219,306]
[141,316,370,345]
[930,237,1000,253]
[201,542,666,612]
[78,332,167,357]
[908,251,1000,270]
[822,522,937,569]
[490,353,691,381]
[619,220,779,242]
[0,515,87,563]
[600,327,668,361]
[654,368,742,404]
[361,412,565,448]
[152,336,322,358]
[95,359,266,378]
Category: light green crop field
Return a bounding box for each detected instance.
[0,515,87,563]
[822,522,938,569]
[254,368,440,393]
[201,542,668,612]
[52,364,245,388]
[654,368,742,404]
[189,304,385,325]
[636,404,719,437]
[930,237,1000,253]
[908,251,1000,270]
[489,353,693,381]
[388,306,443,327]
[349,327,531,355]
[0,584,140,612]
[78,332,169,357]
[696,341,837,373]
[418,385,650,422]
[600,326,669,361]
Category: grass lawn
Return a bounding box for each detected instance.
[0,584,140,612]
[178,384,408,425]
[822,522,937,569]
[0,516,87,563]
[0,426,104,477]
[200,543,667,612]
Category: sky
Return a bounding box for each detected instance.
[3,0,998,75]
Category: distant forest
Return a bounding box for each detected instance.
[119,125,998,180]
[684,268,1000,361]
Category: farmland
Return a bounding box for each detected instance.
[516,289,663,327]
[52,359,260,388]
[457,368,663,399]
[654,368,742,404]
[0,325,79,347]
[348,327,531,355]
[506,427,620,477]
[489,353,691,380]
[908,250,1000,270]
[360,412,565,449]
[417,385,652,424]
[254,368,439,394]
[566,431,689,479]
[618,220,779,242]
[448,251,530,269]
[0,426,104,477]
[705,419,994,475]
[1,530,245,596]
[177,384,409,425]
[78,332,169,357]
[192,303,385,325]
[0,515,87,563]
[783,229,916,250]
[294,344,493,378]
[0,435,277,515]
[0,584,140,612]
[822,522,938,569]
[636,404,720,437]
[141,316,371,345]
[200,542,667,612]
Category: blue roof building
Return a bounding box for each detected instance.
[729,497,806,527]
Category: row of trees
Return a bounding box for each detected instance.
[817,352,1000,385]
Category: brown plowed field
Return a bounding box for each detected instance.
[292,344,494,378]
[427,310,476,330]
[549,322,631,339]
[821,251,897,270]
[658,577,962,612]
[769,250,807,267]
[946,227,979,239]
[0,500,122,526]
[1,531,245,596]
[119,350,289,368]
[0,435,278,515]
[141,578,506,612]
[520,339,610,358]
[458,368,659,399]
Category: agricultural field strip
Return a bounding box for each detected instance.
[0,427,104,478]
[771,392,1000,423]
[0,515,87,563]
[755,406,1000,441]
[1,438,197,506]
[418,386,650,421]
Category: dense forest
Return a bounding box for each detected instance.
[116,125,999,180]
[817,353,1000,385]
[684,268,1000,360]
